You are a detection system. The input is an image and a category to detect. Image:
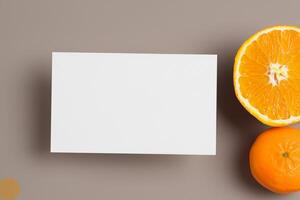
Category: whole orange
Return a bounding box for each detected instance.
[250,127,300,193]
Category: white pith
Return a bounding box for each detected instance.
[268,63,288,86]
[234,26,300,125]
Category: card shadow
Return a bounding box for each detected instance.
[31,47,282,195]
[216,42,278,195]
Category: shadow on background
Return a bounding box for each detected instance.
[34,71,51,156]
[216,42,275,195]
[32,48,282,194]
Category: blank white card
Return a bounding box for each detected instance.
[51,52,217,155]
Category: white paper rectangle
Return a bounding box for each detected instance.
[51,52,217,155]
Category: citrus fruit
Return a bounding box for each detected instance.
[0,178,20,200]
[250,127,300,193]
[234,25,300,126]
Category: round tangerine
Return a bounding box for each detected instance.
[250,127,300,193]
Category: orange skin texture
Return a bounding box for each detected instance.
[250,127,300,193]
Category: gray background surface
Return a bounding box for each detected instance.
[1,0,300,199]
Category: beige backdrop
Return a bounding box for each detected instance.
[1,0,300,199]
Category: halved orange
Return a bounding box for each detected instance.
[234,25,300,126]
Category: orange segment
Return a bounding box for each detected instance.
[234,26,300,126]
